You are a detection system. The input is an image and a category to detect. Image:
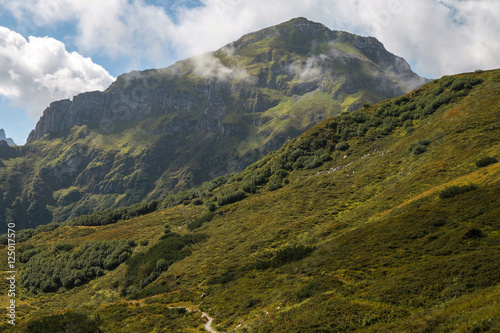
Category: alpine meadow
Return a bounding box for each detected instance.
[1,17,500,333]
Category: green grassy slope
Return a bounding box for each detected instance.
[1,69,499,332]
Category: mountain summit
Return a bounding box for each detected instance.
[0,129,15,146]
[5,18,427,229]
[28,18,427,143]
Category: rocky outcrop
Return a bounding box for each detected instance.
[0,129,16,146]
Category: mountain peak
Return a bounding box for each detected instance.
[0,128,15,146]
[222,17,426,88]
[18,19,429,228]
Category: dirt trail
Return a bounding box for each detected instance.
[202,312,218,333]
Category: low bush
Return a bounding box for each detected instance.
[206,201,217,212]
[188,212,216,231]
[192,198,204,205]
[255,244,316,269]
[476,156,498,168]
[129,285,171,300]
[439,184,478,199]
[296,282,321,301]
[51,242,74,253]
[409,139,431,155]
[26,312,102,333]
[217,189,246,206]
[462,228,484,240]
[335,141,350,151]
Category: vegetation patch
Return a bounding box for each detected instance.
[439,184,478,199]
[124,232,207,296]
[409,139,431,155]
[20,240,134,293]
[188,211,216,230]
[476,156,498,168]
[255,244,316,269]
[26,312,102,333]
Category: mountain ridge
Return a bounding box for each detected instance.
[3,17,428,231]
[27,18,427,143]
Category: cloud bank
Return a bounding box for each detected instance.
[2,0,500,80]
[0,27,114,119]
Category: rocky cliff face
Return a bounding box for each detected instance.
[4,17,428,229]
[0,129,16,146]
[28,18,427,143]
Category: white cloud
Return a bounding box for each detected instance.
[0,26,114,119]
[0,0,177,70]
[166,0,500,78]
[1,0,500,79]
[189,51,249,81]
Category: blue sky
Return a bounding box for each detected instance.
[0,0,499,145]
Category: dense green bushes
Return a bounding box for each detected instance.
[439,184,478,199]
[476,156,498,168]
[217,188,246,206]
[188,212,216,231]
[255,244,316,269]
[124,232,207,296]
[26,312,102,333]
[68,200,160,227]
[20,240,134,293]
[409,139,431,155]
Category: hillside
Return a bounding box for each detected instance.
[1,69,498,332]
[0,17,427,231]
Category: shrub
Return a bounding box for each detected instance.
[409,139,431,155]
[439,184,478,199]
[462,228,484,240]
[140,240,149,246]
[51,242,74,253]
[156,259,169,271]
[208,271,238,285]
[296,282,320,301]
[476,156,498,168]
[450,77,484,91]
[305,158,323,170]
[67,200,159,227]
[124,232,208,292]
[255,244,316,269]
[242,178,257,193]
[129,285,171,300]
[188,212,216,231]
[217,189,246,206]
[192,198,203,205]
[26,312,102,333]
[206,202,217,212]
[335,141,350,151]
[19,248,42,263]
[268,175,284,191]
